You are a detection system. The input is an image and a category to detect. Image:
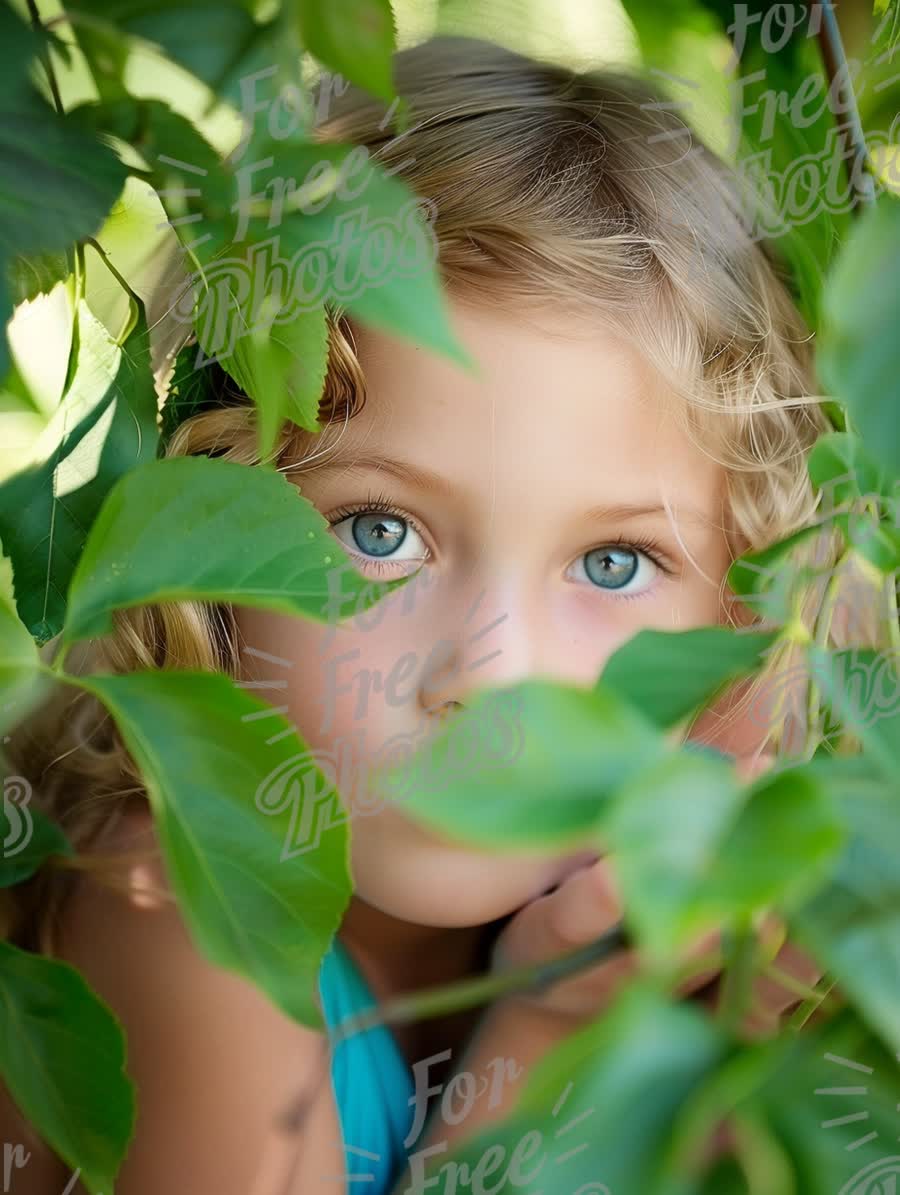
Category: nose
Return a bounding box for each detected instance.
[416,580,546,717]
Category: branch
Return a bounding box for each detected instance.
[816,0,877,212]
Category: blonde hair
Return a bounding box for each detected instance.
[5,34,890,952]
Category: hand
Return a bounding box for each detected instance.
[488,853,721,1023]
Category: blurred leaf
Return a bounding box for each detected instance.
[380,679,666,849]
[818,194,900,477]
[607,752,843,957]
[599,627,778,729]
[807,432,888,507]
[63,455,405,643]
[295,0,397,104]
[793,754,900,1053]
[419,982,729,1195]
[77,668,350,1028]
[66,0,301,112]
[0,940,134,1195]
[809,646,900,777]
[0,298,159,645]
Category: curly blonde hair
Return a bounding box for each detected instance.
[5,34,888,954]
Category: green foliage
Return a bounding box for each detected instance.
[75,668,351,1028]
[62,454,403,642]
[818,194,900,478]
[0,941,134,1195]
[0,0,898,1190]
[0,6,129,375]
[0,297,159,645]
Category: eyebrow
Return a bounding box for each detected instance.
[316,453,712,525]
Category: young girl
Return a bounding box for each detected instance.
[2,32,849,1195]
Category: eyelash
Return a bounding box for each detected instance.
[326,492,678,591]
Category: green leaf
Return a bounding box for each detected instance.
[607,752,843,958]
[77,669,351,1028]
[63,454,404,643]
[0,6,129,375]
[296,0,397,104]
[0,298,159,646]
[187,140,474,373]
[206,293,329,461]
[0,940,134,1195]
[6,251,70,306]
[66,0,289,108]
[380,678,666,849]
[807,432,888,508]
[419,982,728,1195]
[808,646,900,778]
[818,194,900,477]
[599,626,778,729]
[727,523,826,598]
[793,757,900,1053]
[0,593,51,738]
[0,792,71,888]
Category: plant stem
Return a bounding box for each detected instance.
[787,975,841,1032]
[328,921,630,1050]
[716,919,757,1034]
[816,0,876,211]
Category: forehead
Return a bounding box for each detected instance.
[332,297,723,514]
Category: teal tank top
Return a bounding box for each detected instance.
[318,936,420,1193]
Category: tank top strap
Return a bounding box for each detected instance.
[318,936,420,1192]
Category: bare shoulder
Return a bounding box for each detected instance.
[9,807,346,1195]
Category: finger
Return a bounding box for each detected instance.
[492,858,623,973]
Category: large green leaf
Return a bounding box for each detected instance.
[296,0,397,104]
[818,195,900,477]
[379,678,667,849]
[0,6,129,376]
[0,298,159,645]
[62,454,404,643]
[599,626,778,729]
[0,940,134,1195]
[76,669,350,1028]
[606,752,843,958]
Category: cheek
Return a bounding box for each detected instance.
[274,614,426,760]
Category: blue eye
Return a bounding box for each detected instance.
[584,546,638,589]
[329,504,428,566]
[569,542,664,596]
[350,512,407,557]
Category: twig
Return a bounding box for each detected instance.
[816,0,877,211]
[328,922,631,1050]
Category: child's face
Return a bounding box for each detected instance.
[236,296,736,927]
